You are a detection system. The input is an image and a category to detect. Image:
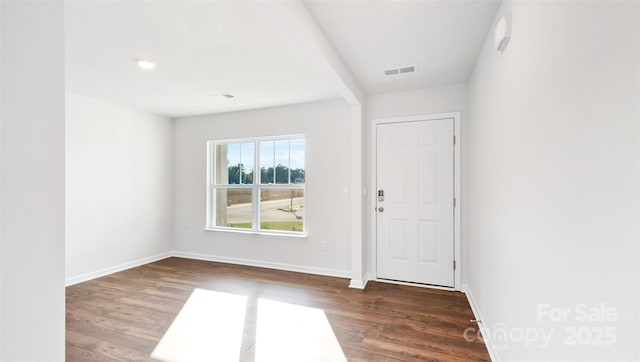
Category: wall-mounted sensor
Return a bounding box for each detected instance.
[494,14,511,53]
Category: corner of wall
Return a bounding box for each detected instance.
[461,284,500,362]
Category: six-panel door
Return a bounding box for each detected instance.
[376,119,455,287]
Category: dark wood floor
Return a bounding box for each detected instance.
[66,257,489,361]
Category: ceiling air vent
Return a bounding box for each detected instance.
[211,93,235,99]
[384,65,417,76]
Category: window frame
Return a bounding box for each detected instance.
[206,134,306,237]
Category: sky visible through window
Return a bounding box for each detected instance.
[226,140,305,171]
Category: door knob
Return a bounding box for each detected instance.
[378,207,384,212]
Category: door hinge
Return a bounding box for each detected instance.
[453,260,456,270]
[453,135,456,145]
[453,197,456,208]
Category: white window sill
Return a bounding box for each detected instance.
[204,227,308,239]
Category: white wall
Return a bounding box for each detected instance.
[466,1,639,360]
[365,85,468,281]
[65,93,173,284]
[1,2,65,360]
[0,3,3,356]
[173,99,352,276]
[367,84,468,120]
[349,103,367,288]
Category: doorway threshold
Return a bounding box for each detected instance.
[375,278,457,292]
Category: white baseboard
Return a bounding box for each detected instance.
[348,278,368,289]
[65,251,173,286]
[461,284,499,362]
[66,250,351,287]
[172,251,351,280]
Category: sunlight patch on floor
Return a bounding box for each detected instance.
[255,299,347,362]
[151,288,346,361]
[151,288,247,362]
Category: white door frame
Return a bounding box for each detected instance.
[370,112,461,290]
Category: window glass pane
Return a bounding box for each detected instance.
[290,139,305,184]
[240,142,254,184]
[224,143,241,184]
[260,189,304,232]
[215,144,230,184]
[274,140,290,184]
[259,141,274,184]
[215,188,252,229]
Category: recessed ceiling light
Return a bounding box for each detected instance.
[136,59,156,70]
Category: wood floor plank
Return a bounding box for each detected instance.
[66,257,489,361]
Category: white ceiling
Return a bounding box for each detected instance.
[65,1,343,118]
[305,0,500,94]
[65,1,500,118]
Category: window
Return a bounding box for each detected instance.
[207,136,305,235]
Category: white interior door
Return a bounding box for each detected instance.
[376,119,455,287]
